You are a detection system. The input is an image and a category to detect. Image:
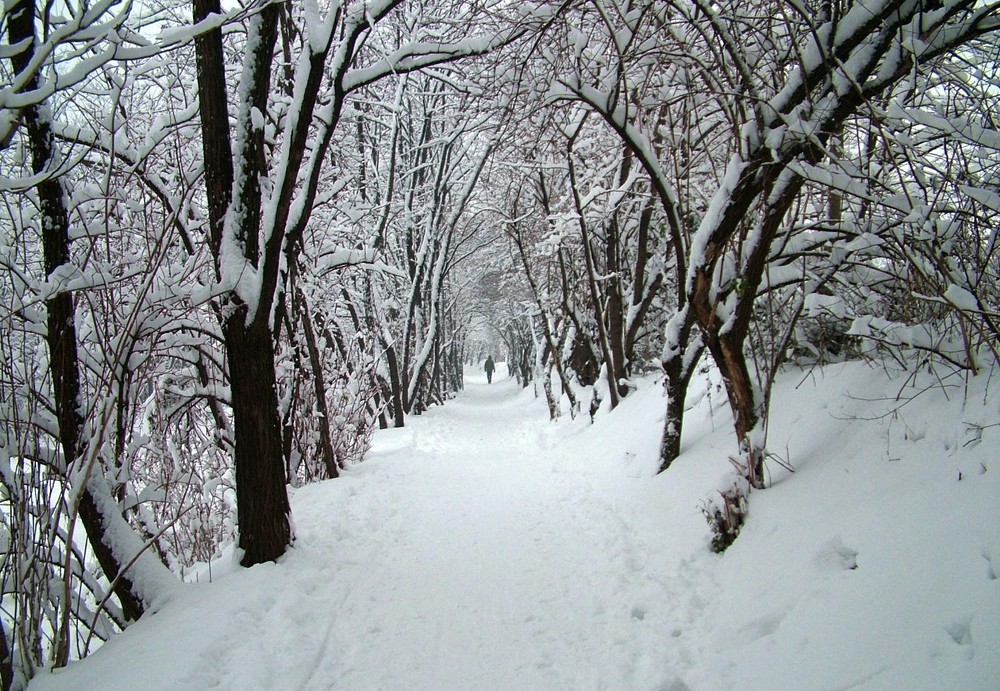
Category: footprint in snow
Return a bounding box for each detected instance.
[983,550,997,581]
[945,617,973,647]
[813,536,859,572]
[944,616,975,660]
[737,611,786,643]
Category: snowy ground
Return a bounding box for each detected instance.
[30,362,1000,690]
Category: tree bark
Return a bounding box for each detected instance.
[224,314,293,563]
[658,312,702,473]
[710,335,764,487]
[191,0,233,269]
[1,617,12,691]
[298,287,341,478]
[604,146,631,399]
[659,355,688,473]
[567,142,620,410]
[193,0,291,566]
[384,342,406,427]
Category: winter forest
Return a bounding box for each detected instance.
[2,0,1000,688]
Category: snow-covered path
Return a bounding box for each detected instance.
[29,363,1000,691]
[34,369,704,691]
[290,370,687,689]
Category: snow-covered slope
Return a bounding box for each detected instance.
[29,362,1000,690]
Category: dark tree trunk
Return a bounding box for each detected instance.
[194,352,232,450]
[568,146,620,410]
[281,371,299,482]
[606,285,627,399]
[624,199,662,359]
[383,343,406,427]
[224,314,293,564]
[658,312,702,474]
[278,299,302,479]
[193,0,291,566]
[605,149,629,399]
[191,0,233,267]
[0,622,10,691]
[0,621,13,691]
[7,0,146,629]
[542,364,560,420]
[659,354,693,473]
[298,289,341,478]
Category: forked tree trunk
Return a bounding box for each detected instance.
[193,0,291,566]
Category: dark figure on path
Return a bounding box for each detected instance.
[485,356,495,384]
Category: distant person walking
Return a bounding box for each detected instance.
[484,355,496,384]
